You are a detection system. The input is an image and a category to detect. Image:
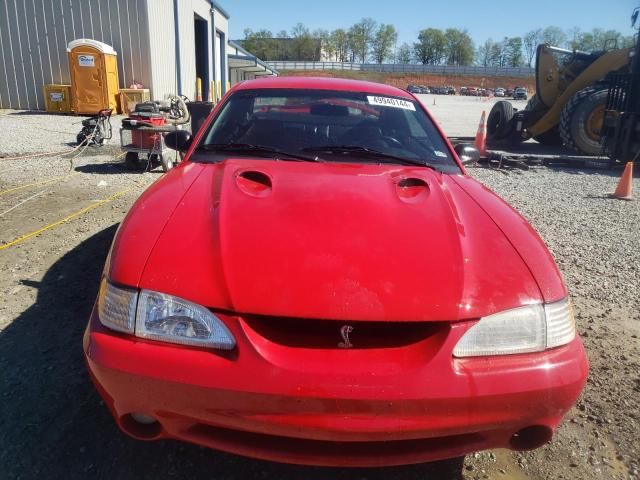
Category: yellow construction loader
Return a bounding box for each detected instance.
[487,41,635,156]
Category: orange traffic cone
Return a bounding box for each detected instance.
[475,111,487,157]
[611,162,634,200]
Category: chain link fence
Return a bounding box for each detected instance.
[266,61,535,78]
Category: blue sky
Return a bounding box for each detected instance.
[228,0,639,45]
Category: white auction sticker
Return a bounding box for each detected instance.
[367,96,416,111]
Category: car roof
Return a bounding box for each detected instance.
[233,76,413,99]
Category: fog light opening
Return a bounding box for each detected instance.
[121,413,163,440]
[131,412,157,425]
[510,426,553,451]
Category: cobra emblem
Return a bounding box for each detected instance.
[338,325,354,349]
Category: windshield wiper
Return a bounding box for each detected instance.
[199,143,321,162]
[302,145,435,169]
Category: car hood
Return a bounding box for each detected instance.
[137,159,542,321]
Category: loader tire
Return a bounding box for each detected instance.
[525,95,546,113]
[487,101,515,140]
[559,88,608,156]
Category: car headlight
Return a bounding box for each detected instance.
[97,280,235,350]
[136,290,235,349]
[97,279,137,334]
[453,299,575,358]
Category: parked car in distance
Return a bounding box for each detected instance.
[495,88,506,97]
[418,85,431,94]
[85,76,588,468]
[447,86,456,95]
[505,88,514,97]
[459,87,468,95]
[514,87,528,100]
[407,85,421,94]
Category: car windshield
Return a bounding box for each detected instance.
[196,89,460,173]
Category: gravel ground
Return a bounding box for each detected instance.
[465,164,640,480]
[0,108,638,480]
[0,110,125,157]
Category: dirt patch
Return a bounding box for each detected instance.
[279,70,536,91]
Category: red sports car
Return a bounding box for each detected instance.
[84,77,588,467]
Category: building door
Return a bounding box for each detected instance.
[194,14,209,101]
[218,31,226,95]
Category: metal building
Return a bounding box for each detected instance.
[0,0,276,111]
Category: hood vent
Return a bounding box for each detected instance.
[236,170,272,197]
[395,177,430,201]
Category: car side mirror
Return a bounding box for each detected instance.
[454,143,481,164]
[165,130,192,152]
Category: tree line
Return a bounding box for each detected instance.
[241,19,637,67]
[478,26,636,68]
[242,19,400,64]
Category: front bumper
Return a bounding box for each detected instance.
[84,307,588,467]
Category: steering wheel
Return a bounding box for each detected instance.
[223,117,253,143]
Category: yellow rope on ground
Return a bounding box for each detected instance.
[0,148,75,162]
[0,150,128,198]
[0,173,76,197]
[0,186,135,252]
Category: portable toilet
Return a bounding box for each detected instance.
[67,39,119,114]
